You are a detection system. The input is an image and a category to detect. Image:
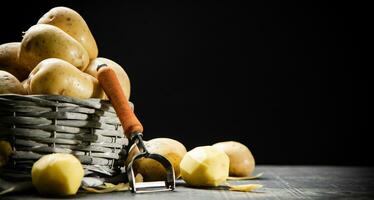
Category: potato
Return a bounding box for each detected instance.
[37,7,98,59]
[31,153,84,195]
[21,78,31,95]
[19,24,89,71]
[90,77,106,99]
[0,140,12,168]
[85,58,131,100]
[126,138,187,181]
[180,146,229,187]
[28,58,97,98]
[0,42,29,81]
[0,70,26,94]
[213,141,255,177]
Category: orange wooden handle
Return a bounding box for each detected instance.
[97,65,143,139]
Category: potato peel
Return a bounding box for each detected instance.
[82,183,129,193]
[82,174,142,193]
[227,172,263,180]
[228,184,263,192]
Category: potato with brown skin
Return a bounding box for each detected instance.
[126,138,187,181]
[0,70,26,94]
[213,141,255,177]
[90,77,106,99]
[28,58,96,98]
[85,57,131,100]
[0,140,12,168]
[21,78,31,95]
[0,42,30,81]
[19,24,89,71]
[37,7,98,59]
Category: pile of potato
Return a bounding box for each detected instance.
[0,6,132,196]
[0,7,130,100]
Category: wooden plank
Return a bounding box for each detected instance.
[1,166,373,199]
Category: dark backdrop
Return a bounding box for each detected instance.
[0,1,369,165]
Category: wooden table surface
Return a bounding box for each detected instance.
[3,166,374,199]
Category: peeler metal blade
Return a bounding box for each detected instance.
[127,134,176,193]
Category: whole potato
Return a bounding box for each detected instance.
[213,141,255,177]
[85,58,131,100]
[21,78,31,95]
[126,138,187,181]
[28,58,96,98]
[0,140,12,168]
[0,70,26,94]
[38,7,98,59]
[0,42,29,81]
[19,24,89,71]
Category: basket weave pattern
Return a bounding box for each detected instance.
[0,94,129,179]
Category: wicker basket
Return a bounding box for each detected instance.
[0,94,131,180]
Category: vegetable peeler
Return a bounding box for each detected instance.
[97,64,175,193]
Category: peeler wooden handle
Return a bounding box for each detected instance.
[97,64,143,139]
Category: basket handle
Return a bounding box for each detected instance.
[97,64,143,138]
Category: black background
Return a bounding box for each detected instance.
[0,1,369,165]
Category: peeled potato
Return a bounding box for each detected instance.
[85,58,130,100]
[0,42,29,81]
[213,141,255,177]
[180,146,229,187]
[37,7,98,59]
[0,140,12,168]
[19,24,89,71]
[31,153,84,196]
[126,138,187,181]
[0,70,26,94]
